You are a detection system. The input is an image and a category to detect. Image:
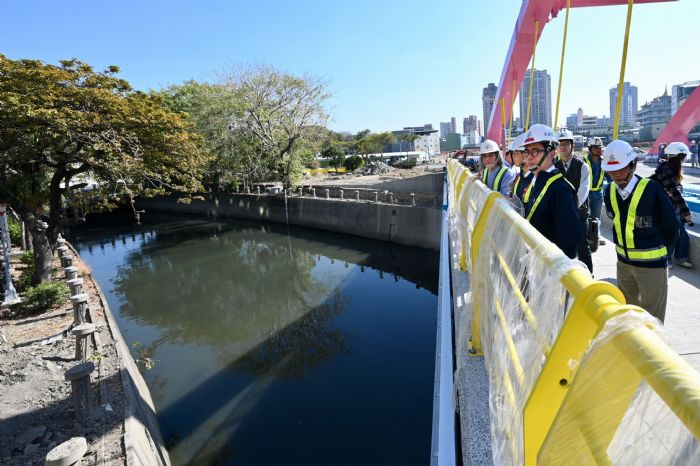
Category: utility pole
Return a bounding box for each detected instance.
[0,205,21,307]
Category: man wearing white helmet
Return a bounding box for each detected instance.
[690,140,699,168]
[586,137,608,245]
[479,139,515,196]
[521,124,582,259]
[602,139,679,322]
[555,128,592,272]
[506,133,533,202]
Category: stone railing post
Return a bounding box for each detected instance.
[355,191,360,201]
[72,323,96,361]
[64,266,79,280]
[340,189,344,200]
[410,193,416,206]
[70,293,89,325]
[64,362,95,424]
[325,189,330,199]
[67,278,84,296]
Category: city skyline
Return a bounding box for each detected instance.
[1,0,698,134]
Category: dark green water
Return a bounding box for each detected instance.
[68,213,439,466]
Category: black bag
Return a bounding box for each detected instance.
[588,217,599,253]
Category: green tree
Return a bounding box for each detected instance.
[222,65,331,189]
[355,131,397,162]
[0,56,207,284]
[321,143,345,172]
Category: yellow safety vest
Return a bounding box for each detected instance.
[609,178,668,261]
[526,173,563,221]
[482,166,507,192]
[586,156,605,192]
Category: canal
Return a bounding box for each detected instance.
[68,213,439,466]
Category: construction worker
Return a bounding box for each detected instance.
[690,140,699,168]
[522,124,582,259]
[586,137,608,245]
[479,139,515,196]
[602,140,679,323]
[508,133,532,202]
[555,128,593,272]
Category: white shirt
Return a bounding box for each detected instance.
[615,174,639,201]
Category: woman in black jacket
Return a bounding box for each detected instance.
[652,142,694,268]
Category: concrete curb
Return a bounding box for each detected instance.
[65,241,171,466]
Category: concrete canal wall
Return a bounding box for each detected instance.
[137,193,442,251]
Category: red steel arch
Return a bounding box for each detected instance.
[486,0,676,145]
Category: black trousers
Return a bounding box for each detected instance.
[578,215,593,273]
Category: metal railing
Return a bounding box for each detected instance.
[446,159,700,465]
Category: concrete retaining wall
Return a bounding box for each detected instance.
[137,193,442,251]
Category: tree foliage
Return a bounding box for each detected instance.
[0,55,207,283]
[159,66,331,190]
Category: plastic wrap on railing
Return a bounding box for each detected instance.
[473,198,587,465]
[539,311,700,465]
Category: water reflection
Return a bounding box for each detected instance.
[69,213,438,466]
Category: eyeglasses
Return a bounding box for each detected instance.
[523,148,547,158]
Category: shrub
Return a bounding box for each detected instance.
[23,281,69,312]
[6,216,22,245]
[344,155,364,171]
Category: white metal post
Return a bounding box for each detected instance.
[0,205,21,307]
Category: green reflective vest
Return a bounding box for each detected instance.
[482,166,507,192]
[586,156,605,192]
[609,178,668,261]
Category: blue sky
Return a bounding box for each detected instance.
[2,0,698,133]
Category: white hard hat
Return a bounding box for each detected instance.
[479,139,500,155]
[665,142,692,158]
[691,140,696,144]
[507,133,527,152]
[523,124,558,147]
[557,128,574,142]
[588,137,604,147]
[602,140,636,171]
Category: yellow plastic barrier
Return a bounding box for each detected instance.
[446,160,700,465]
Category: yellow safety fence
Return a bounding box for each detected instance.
[303,167,348,175]
[446,159,700,465]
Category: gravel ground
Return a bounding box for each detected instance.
[0,247,126,466]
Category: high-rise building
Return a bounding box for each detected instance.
[450,117,457,134]
[609,82,638,127]
[463,115,479,134]
[482,83,498,133]
[439,122,451,138]
[566,114,577,128]
[519,69,552,128]
[577,108,584,126]
[671,81,699,115]
[637,89,672,128]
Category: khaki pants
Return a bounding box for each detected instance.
[616,261,668,322]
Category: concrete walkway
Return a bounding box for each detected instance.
[592,223,700,372]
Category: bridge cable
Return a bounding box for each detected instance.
[501,98,507,148]
[524,20,540,131]
[553,0,571,131]
[613,0,635,139]
[507,78,516,147]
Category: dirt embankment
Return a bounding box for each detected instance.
[1,247,126,465]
